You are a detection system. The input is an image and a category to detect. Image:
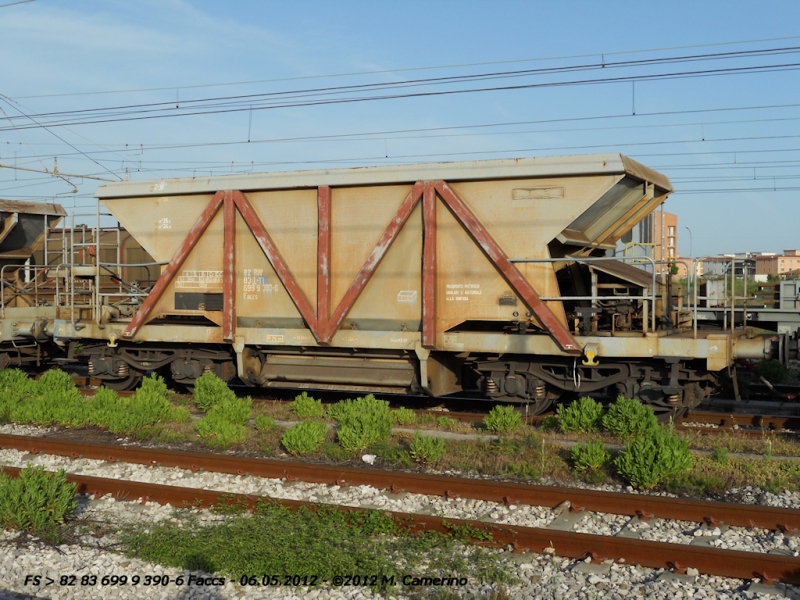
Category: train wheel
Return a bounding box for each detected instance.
[649,402,687,423]
[100,371,143,391]
[513,388,561,420]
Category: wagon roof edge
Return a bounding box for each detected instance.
[95,153,673,199]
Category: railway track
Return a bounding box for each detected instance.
[1,433,799,587]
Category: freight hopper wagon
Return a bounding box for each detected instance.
[46,154,774,418]
[0,199,66,368]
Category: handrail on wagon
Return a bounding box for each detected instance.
[0,263,60,318]
[691,256,750,340]
[509,256,659,333]
[509,256,704,336]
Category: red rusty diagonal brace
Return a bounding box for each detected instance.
[322,182,424,344]
[434,181,581,355]
[233,191,321,340]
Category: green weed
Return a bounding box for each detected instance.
[503,462,539,480]
[106,374,171,434]
[436,416,460,431]
[483,405,522,433]
[167,405,191,423]
[409,431,446,464]
[194,396,252,449]
[118,503,512,589]
[282,421,327,455]
[711,447,729,465]
[0,466,77,542]
[601,396,658,439]
[571,440,611,472]
[193,371,235,412]
[557,396,603,433]
[391,407,417,425]
[289,392,325,418]
[0,369,37,421]
[331,395,393,452]
[255,415,275,432]
[756,360,789,384]
[616,425,694,489]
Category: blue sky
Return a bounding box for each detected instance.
[1,0,799,257]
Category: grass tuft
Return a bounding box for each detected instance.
[483,405,522,433]
[289,392,325,418]
[119,502,513,589]
[556,396,604,433]
[409,431,446,464]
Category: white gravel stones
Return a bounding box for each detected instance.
[0,422,55,437]
[3,437,800,598]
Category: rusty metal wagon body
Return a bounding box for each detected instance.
[0,155,773,415]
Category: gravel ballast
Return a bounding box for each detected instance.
[1,424,800,598]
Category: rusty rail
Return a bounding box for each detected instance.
[1,465,798,585]
[1,434,799,532]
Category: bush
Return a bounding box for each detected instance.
[571,440,611,472]
[483,405,522,433]
[0,368,38,396]
[9,369,88,428]
[194,396,252,449]
[0,369,37,420]
[87,386,119,427]
[38,369,76,392]
[615,426,694,489]
[391,408,416,426]
[756,360,789,384]
[331,395,393,453]
[106,374,171,434]
[195,414,247,449]
[211,396,252,426]
[282,421,328,455]
[409,431,446,464]
[601,396,658,440]
[557,397,603,433]
[255,415,275,432]
[0,466,77,536]
[194,371,235,412]
[290,392,325,418]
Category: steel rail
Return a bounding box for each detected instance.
[1,465,798,585]
[411,408,800,434]
[1,433,799,532]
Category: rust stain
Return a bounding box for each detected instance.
[222,193,236,342]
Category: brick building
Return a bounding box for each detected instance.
[651,210,687,276]
[755,250,800,277]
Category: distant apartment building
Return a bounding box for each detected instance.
[651,210,686,276]
[756,250,800,277]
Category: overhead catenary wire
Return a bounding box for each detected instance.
[3,40,800,209]
[13,33,800,100]
[4,54,800,132]
[11,45,800,122]
[0,95,123,180]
